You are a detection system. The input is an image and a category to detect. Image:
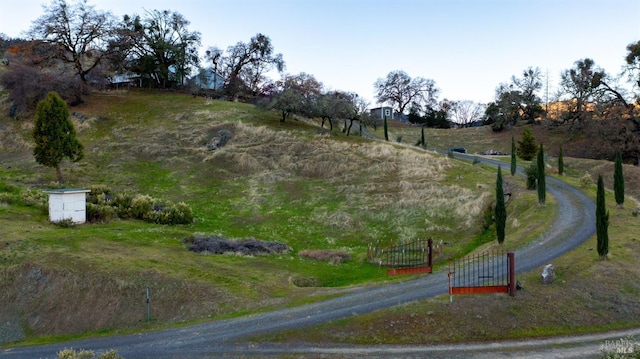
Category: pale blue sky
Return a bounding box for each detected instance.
[1,0,639,105]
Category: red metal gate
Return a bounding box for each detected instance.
[448,250,515,297]
[368,238,433,275]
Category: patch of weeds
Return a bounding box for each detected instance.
[21,188,48,209]
[580,172,593,188]
[290,274,319,287]
[53,218,76,228]
[299,249,351,264]
[56,348,123,359]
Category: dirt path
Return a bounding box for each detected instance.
[2,154,606,359]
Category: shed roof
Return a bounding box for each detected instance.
[43,189,91,194]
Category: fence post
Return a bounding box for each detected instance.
[508,252,515,297]
[427,237,433,272]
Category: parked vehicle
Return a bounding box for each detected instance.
[450,147,467,153]
[483,149,504,155]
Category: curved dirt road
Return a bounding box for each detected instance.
[2,154,603,358]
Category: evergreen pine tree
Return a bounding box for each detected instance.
[33,91,84,183]
[495,166,506,245]
[517,127,538,161]
[614,150,624,208]
[537,144,546,205]
[383,116,389,141]
[558,145,564,175]
[596,174,609,259]
[510,135,516,176]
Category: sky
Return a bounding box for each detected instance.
[1,0,639,106]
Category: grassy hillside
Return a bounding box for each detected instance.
[0,89,507,342]
[1,89,639,346]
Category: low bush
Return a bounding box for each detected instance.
[21,188,48,208]
[481,201,495,230]
[0,192,18,205]
[87,191,194,225]
[57,348,123,359]
[525,162,537,190]
[0,181,19,194]
[131,195,154,220]
[86,203,116,223]
[53,218,75,228]
[290,274,319,287]
[580,172,594,188]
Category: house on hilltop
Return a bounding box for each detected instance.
[193,68,225,91]
[370,106,405,121]
[371,106,394,120]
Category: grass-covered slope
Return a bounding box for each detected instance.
[0,89,508,342]
[2,89,639,346]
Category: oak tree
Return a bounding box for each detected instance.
[29,0,118,88]
[122,9,201,88]
[374,70,438,117]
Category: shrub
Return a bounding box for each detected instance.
[130,195,154,220]
[517,127,538,161]
[111,193,135,218]
[290,275,319,287]
[87,184,110,196]
[0,181,19,194]
[0,192,18,205]
[165,202,193,225]
[525,162,537,190]
[97,350,124,359]
[86,203,116,223]
[57,348,123,359]
[21,188,48,209]
[580,172,593,188]
[482,202,495,230]
[53,218,75,228]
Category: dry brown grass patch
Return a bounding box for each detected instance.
[299,249,351,264]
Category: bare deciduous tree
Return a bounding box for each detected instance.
[449,100,485,127]
[374,70,439,117]
[29,0,118,88]
[221,33,285,98]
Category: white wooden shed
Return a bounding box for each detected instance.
[44,189,91,224]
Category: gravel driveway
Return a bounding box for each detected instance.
[2,153,607,359]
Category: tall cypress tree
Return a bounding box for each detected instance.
[510,135,516,176]
[537,144,546,205]
[495,166,506,245]
[33,91,84,183]
[383,116,389,141]
[558,145,564,175]
[596,174,609,259]
[614,150,624,208]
